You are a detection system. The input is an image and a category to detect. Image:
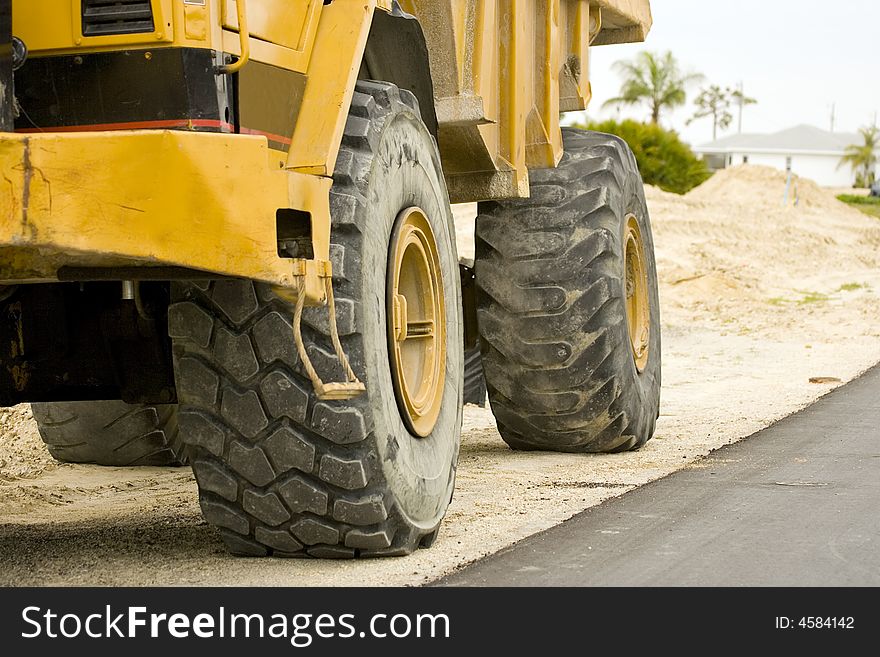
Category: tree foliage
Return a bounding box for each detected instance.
[576,119,712,195]
[731,87,758,114]
[603,51,703,125]
[690,86,730,140]
[689,85,758,140]
[839,124,879,187]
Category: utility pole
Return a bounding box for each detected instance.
[830,103,835,133]
[733,82,757,134]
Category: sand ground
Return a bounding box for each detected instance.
[1,165,879,586]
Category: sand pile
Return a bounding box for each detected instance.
[688,164,849,212]
[647,165,880,338]
[0,405,56,481]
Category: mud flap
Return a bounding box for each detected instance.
[460,261,487,407]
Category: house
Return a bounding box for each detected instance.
[692,125,866,187]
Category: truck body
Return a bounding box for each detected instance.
[0,1,659,559]
[2,0,650,300]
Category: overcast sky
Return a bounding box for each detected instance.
[576,0,880,146]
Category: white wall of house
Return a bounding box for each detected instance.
[717,152,857,187]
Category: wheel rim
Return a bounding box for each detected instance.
[624,214,651,372]
[387,207,447,437]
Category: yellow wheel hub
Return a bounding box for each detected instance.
[624,214,651,372]
[387,207,446,437]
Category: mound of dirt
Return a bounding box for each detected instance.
[0,405,57,481]
[688,164,858,213]
[644,184,687,204]
[644,164,880,339]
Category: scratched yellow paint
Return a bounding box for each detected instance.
[0,130,335,302]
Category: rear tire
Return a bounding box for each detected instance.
[475,128,661,452]
[32,401,184,466]
[169,81,462,557]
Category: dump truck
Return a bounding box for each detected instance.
[0,0,659,558]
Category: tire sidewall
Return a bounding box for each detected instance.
[618,153,662,436]
[359,111,463,529]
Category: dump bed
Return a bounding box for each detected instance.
[594,0,652,44]
[400,0,652,202]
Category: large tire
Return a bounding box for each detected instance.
[31,401,185,466]
[475,129,661,452]
[168,81,463,557]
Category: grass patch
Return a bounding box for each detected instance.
[837,193,880,219]
[796,291,830,305]
[838,282,866,292]
[769,290,835,306]
[837,193,880,205]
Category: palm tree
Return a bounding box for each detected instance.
[840,125,879,187]
[603,51,703,125]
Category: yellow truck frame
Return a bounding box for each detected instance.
[2,0,650,302]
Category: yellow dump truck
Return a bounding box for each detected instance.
[0,0,659,557]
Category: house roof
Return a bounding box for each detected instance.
[694,124,861,156]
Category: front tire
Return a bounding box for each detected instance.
[475,129,661,452]
[169,81,462,557]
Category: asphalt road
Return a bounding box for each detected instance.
[439,366,880,586]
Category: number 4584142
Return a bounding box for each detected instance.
[775,617,854,629]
